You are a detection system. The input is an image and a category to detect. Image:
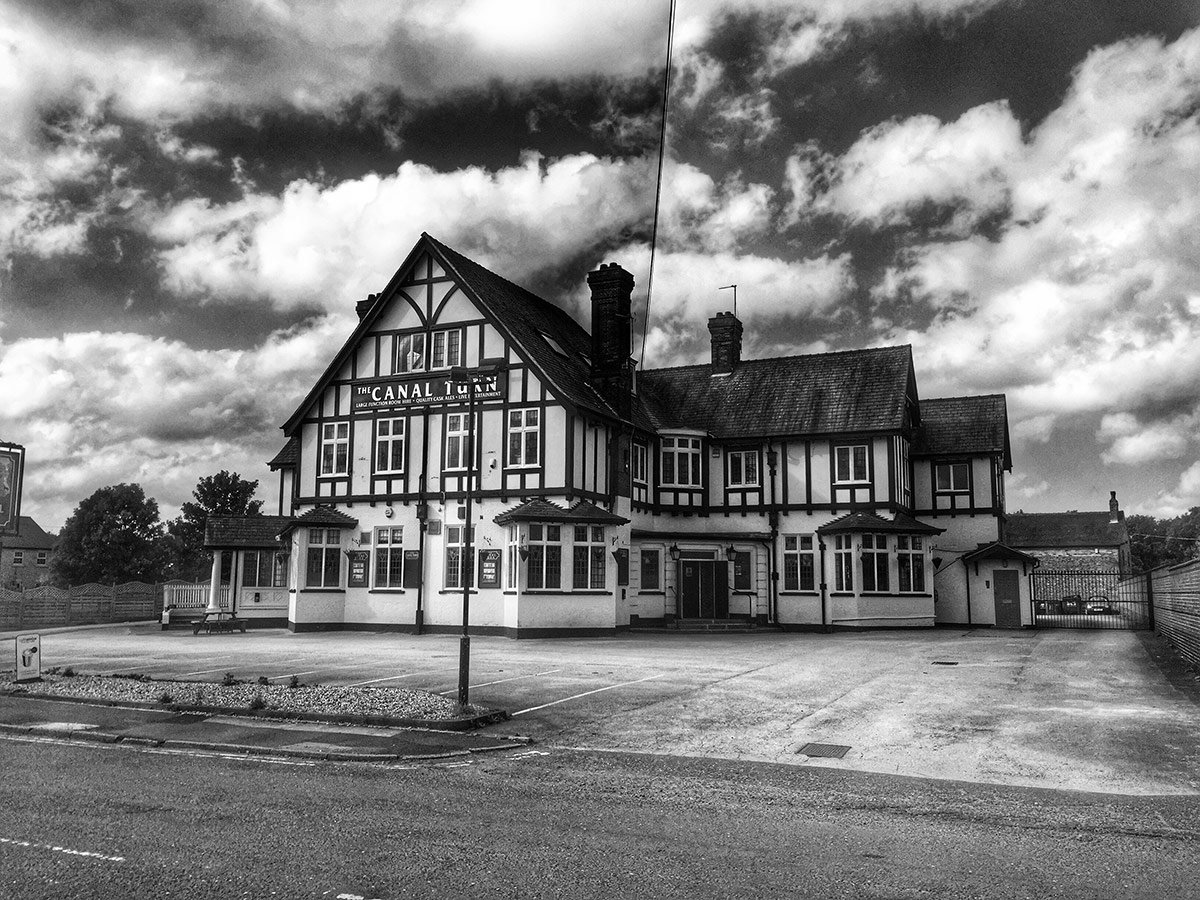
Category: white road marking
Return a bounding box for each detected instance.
[181,656,306,677]
[0,835,124,863]
[512,673,665,715]
[266,669,323,681]
[436,668,561,695]
[345,670,446,687]
[508,750,551,760]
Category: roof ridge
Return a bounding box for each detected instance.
[642,343,912,375]
[921,393,1006,403]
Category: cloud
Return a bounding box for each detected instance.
[1098,411,1197,465]
[1142,459,1200,517]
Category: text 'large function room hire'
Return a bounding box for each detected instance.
[204,233,1027,636]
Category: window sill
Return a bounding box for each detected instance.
[507,464,541,471]
[523,590,611,596]
[438,588,478,594]
[374,470,405,477]
[300,588,345,594]
[859,592,932,597]
[830,592,854,597]
[637,590,665,595]
[317,474,349,479]
[779,591,819,596]
[732,590,756,596]
[368,589,407,594]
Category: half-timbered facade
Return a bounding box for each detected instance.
[211,234,1017,635]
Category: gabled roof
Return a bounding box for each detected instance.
[281,234,627,435]
[205,516,294,550]
[818,510,943,535]
[294,506,359,528]
[961,541,1040,565]
[1005,512,1128,549]
[637,345,915,438]
[493,499,629,526]
[4,516,55,550]
[269,437,298,470]
[913,395,1011,469]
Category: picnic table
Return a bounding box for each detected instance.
[191,611,248,635]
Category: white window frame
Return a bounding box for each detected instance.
[243,550,286,588]
[12,551,23,566]
[394,332,427,373]
[861,533,889,592]
[445,524,474,589]
[897,536,926,593]
[639,547,661,591]
[444,412,474,471]
[430,328,463,371]
[632,443,648,484]
[506,526,520,590]
[527,523,563,590]
[305,528,342,588]
[783,535,816,592]
[660,436,703,488]
[834,534,854,592]
[320,422,350,477]
[375,418,406,474]
[935,461,970,493]
[834,444,869,484]
[374,526,405,589]
[507,408,540,468]
[35,551,47,567]
[572,525,606,590]
[726,449,760,488]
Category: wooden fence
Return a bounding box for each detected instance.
[0,582,164,631]
[1151,559,1200,672]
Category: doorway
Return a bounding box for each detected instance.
[678,558,730,619]
[993,569,1022,628]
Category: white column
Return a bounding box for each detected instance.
[206,551,223,613]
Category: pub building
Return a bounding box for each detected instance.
[205,233,1033,636]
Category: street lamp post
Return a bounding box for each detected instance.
[450,360,503,710]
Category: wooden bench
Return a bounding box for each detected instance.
[191,612,248,635]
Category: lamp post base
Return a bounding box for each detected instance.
[457,635,471,709]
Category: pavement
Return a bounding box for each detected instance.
[2,621,1199,793]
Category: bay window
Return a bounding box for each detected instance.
[573,526,606,590]
[861,533,889,592]
[305,529,342,588]
[898,536,926,592]
[527,524,562,590]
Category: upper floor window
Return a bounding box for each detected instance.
[375,526,404,589]
[12,551,23,566]
[394,332,427,373]
[833,535,853,592]
[632,443,648,484]
[320,422,350,476]
[35,551,47,566]
[935,462,970,493]
[375,418,405,474]
[783,535,815,591]
[640,547,661,590]
[507,409,540,468]
[834,444,869,484]
[243,550,286,588]
[430,329,463,370]
[661,436,703,487]
[861,533,889,592]
[897,536,926,593]
[726,449,759,488]
[527,523,562,590]
[444,413,473,470]
[572,526,606,590]
[305,529,342,588]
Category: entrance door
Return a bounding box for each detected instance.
[993,569,1022,628]
[678,560,731,619]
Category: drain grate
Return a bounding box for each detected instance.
[797,742,850,759]
[931,661,959,666]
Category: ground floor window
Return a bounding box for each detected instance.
[306,529,342,588]
[573,526,606,589]
[243,550,286,588]
[861,534,889,592]
[783,535,815,591]
[445,525,474,589]
[375,527,404,588]
[506,526,520,590]
[897,536,926,592]
[640,547,661,590]
[834,535,853,592]
[527,524,562,589]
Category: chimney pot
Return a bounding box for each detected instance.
[708,311,743,375]
[1109,490,1120,524]
[356,293,378,320]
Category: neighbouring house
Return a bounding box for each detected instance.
[0,516,56,590]
[209,233,1021,635]
[1005,492,1131,575]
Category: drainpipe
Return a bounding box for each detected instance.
[766,446,780,625]
[961,557,973,627]
[415,423,430,635]
[818,537,829,633]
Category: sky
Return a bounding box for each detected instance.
[2,0,1200,531]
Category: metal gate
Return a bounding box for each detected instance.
[1031,571,1152,630]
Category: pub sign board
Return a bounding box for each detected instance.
[478,549,502,589]
[0,442,25,538]
[347,550,370,588]
[351,372,503,413]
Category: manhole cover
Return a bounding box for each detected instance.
[931,661,959,666]
[797,742,850,759]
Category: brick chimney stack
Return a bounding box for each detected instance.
[356,293,378,320]
[1109,490,1121,524]
[586,262,635,421]
[708,311,743,376]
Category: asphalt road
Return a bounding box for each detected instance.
[2,736,1199,899]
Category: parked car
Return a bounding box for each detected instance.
[1060,594,1083,614]
[1085,596,1113,615]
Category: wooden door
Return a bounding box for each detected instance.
[994,569,1022,628]
[680,561,702,618]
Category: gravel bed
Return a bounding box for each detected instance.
[3,673,461,721]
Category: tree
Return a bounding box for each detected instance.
[52,484,166,585]
[164,471,264,581]
[1127,510,1200,572]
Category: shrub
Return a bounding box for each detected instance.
[248,693,266,711]
[62,666,76,677]
[221,672,237,687]
[159,692,173,704]
[257,676,269,686]
[288,674,301,689]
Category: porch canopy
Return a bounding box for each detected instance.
[493,498,629,526]
[817,510,944,536]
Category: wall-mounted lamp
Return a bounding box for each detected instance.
[932,556,943,570]
[518,547,530,561]
[725,545,737,561]
[668,543,681,561]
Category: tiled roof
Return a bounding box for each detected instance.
[960,541,1041,565]
[205,516,294,549]
[636,346,915,438]
[818,510,943,535]
[269,437,298,470]
[295,506,359,528]
[4,516,55,550]
[913,395,1011,468]
[1005,512,1128,549]
[494,499,629,526]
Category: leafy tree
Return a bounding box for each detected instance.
[164,471,264,581]
[1127,510,1200,572]
[52,484,166,585]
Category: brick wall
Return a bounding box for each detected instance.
[1024,547,1121,574]
[1151,559,1200,672]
